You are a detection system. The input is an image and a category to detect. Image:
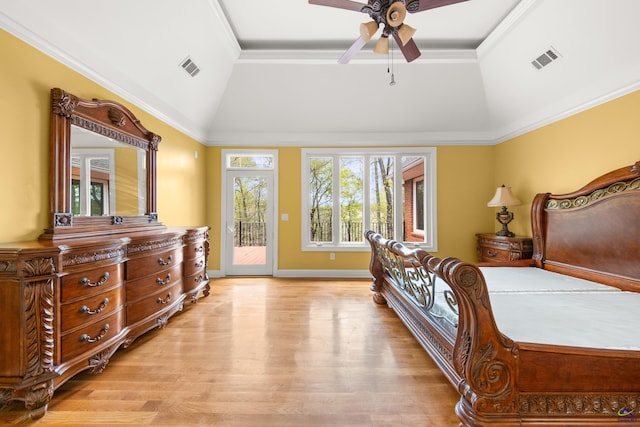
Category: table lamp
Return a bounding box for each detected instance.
[487,185,521,237]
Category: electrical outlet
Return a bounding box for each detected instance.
[329,253,335,260]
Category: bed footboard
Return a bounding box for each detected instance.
[367,230,640,426]
[366,231,520,425]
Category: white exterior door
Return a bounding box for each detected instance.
[222,151,277,276]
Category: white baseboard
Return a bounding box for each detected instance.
[207,269,371,279]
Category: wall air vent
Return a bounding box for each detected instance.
[180,56,201,77]
[531,47,561,70]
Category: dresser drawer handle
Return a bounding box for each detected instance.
[487,250,498,258]
[79,324,110,343]
[79,272,110,288]
[195,245,204,253]
[156,273,171,286]
[79,298,109,315]
[195,260,204,268]
[157,293,172,305]
[158,255,173,266]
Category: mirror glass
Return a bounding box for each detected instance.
[70,125,146,216]
[45,87,162,239]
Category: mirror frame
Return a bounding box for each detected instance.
[42,88,164,239]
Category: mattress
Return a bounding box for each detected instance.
[479,267,640,350]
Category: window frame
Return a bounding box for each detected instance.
[301,147,437,252]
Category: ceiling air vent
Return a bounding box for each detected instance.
[531,47,561,70]
[180,56,200,77]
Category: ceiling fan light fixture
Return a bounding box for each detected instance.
[359,21,380,42]
[397,24,416,46]
[373,36,389,54]
[386,2,407,27]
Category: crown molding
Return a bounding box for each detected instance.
[477,0,541,59]
[237,48,477,65]
[205,0,241,58]
[205,130,497,147]
[494,81,640,144]
[0,11,209,144]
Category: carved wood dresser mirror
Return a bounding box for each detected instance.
[42,87,164,239]
[0,88,209,419]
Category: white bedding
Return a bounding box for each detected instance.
[393,264,640,350]
[477,267,640,350]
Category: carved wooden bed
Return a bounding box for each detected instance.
[366,161,640,426]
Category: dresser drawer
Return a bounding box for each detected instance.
[126,281,183,325]
[125,263,183,303]
[185,241,206,260]
[183,271,208,294]
[183,254,205,277]
[60,287,123,333]
[126,248,183,280]
[60,263,123,303]
[60,310,124,362]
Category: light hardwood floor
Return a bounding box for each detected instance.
[1,278,460,426]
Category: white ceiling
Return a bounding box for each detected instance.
[2,0,640,146]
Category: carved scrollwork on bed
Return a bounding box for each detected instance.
[367,232,459,328]
[546,177,640,210]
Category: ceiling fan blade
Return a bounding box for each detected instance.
[392,32,421,62]
[338,37,367,64]
[405,0,468,13]
[308,0,367,12]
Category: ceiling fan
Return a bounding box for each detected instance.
[309,0,469,64]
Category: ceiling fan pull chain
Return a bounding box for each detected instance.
[389,36,396,86]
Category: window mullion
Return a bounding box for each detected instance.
[332,155,341,245]
[393,154,402,242]
[363,155,371,240]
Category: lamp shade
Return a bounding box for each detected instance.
[487,185,521,207]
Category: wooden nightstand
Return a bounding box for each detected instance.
[476,233,533,263]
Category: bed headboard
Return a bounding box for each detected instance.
[531,161,640,292]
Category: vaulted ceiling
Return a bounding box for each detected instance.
[2,0,639,146]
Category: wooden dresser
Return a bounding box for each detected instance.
[0,88,212,418]
[476,233,533,263]
[0,226,209,418]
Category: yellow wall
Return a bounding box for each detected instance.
[492,90,640,237]
[207,145,494,270]
[0,29,206,243]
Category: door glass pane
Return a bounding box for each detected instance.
[340,157,363,243]
[309,157,333,243]
[369,156,394,239]
[233,176,267,266]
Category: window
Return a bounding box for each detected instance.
[302,148,436,251]
[71,150,114,216]
[227,154,274,169]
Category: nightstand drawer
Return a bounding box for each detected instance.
[480,246,511,262]
[476,233,533,263]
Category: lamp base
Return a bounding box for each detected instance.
[495,227,515,238]
[495,207,515,238]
